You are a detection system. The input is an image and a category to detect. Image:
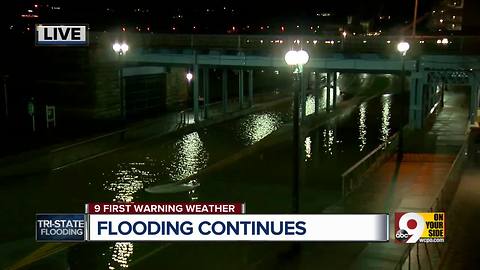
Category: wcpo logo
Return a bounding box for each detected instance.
[395,212,445,243]
[35,24,88,46]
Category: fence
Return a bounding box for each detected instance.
[341,131,400,198]
[395,131,471,270]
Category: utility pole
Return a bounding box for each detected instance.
[412,0,419,37]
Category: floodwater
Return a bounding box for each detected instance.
[0,75,407,269]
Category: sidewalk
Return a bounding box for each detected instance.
[437,157,480,269]
[0,93,291,176]
[0,92,289,159]
[255,90,470,269]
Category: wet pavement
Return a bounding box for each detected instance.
[439,158,480,269]
[252,89,471,269]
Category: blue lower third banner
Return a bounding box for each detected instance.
[36,214,86,242]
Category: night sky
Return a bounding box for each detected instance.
[4,0,440,21]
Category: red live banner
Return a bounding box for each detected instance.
[86,202,246,214]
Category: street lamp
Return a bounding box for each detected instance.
[186,72,193,82]
[397,41,410,92]
[285,49,309,214]
[397,41,410,56]
[396,41,409,162]
[113,42,129,120]
[113,42,129,55]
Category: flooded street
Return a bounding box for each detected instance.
[0,75,407,269]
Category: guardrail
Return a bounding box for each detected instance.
[341,131,400,198]
[395,130,471,270]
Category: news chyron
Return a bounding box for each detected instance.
[35,24,88,46]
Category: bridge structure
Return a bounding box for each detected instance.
[88,32,480,129]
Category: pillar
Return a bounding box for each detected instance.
[314,72,319,114]
[299,71,307,118]
[222,69,228,113]
[239,70,244,108]
[408,71,424,129]
[119,65,126,120]
[193,64,200,122]
[248,70,254,107]
[203,68,209,119]
[326,72,331,111]
[469,73,479,124]
[332,72,337,108]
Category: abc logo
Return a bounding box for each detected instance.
[396,212,425,243]
[395,229,410,241]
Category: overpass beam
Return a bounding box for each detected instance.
[222,69,228,113]
[193,64,200,123]
[239,70,244,108]
[203,68,210,119]
[248,70,254,107]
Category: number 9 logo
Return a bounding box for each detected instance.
[398,213,424,243]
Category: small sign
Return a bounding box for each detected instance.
[35,24,88,46]
[36,214,86,242]
[395,212,445,243]
[46,105,56,128]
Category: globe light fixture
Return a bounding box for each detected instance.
[297,50,309,65]
[397,41,410,56]
[186,72,193,82]
[285,49,309,74]
[284,50,299,66]
[113,42,129,55]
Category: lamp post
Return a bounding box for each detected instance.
[397,41,410,93]
[2,75,8,119]
[113,42,129,120]
[285,49,309,214]
[396,41,409,162]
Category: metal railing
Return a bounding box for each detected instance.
[341,132,400,198]
[395,130,471,270]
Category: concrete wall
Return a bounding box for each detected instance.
[166,67,189,110]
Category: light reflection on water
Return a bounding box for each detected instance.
[238,112,283,145]
[102,132,207,269]
[108,242,134,270]
[104,160,157,203]
[380,95,392,144]
[323,126,335,156]
[359,103,367,151]
[305,95,316,116]
[304,136,312,161]
[167,132,208,182]
[103,160,157,269]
